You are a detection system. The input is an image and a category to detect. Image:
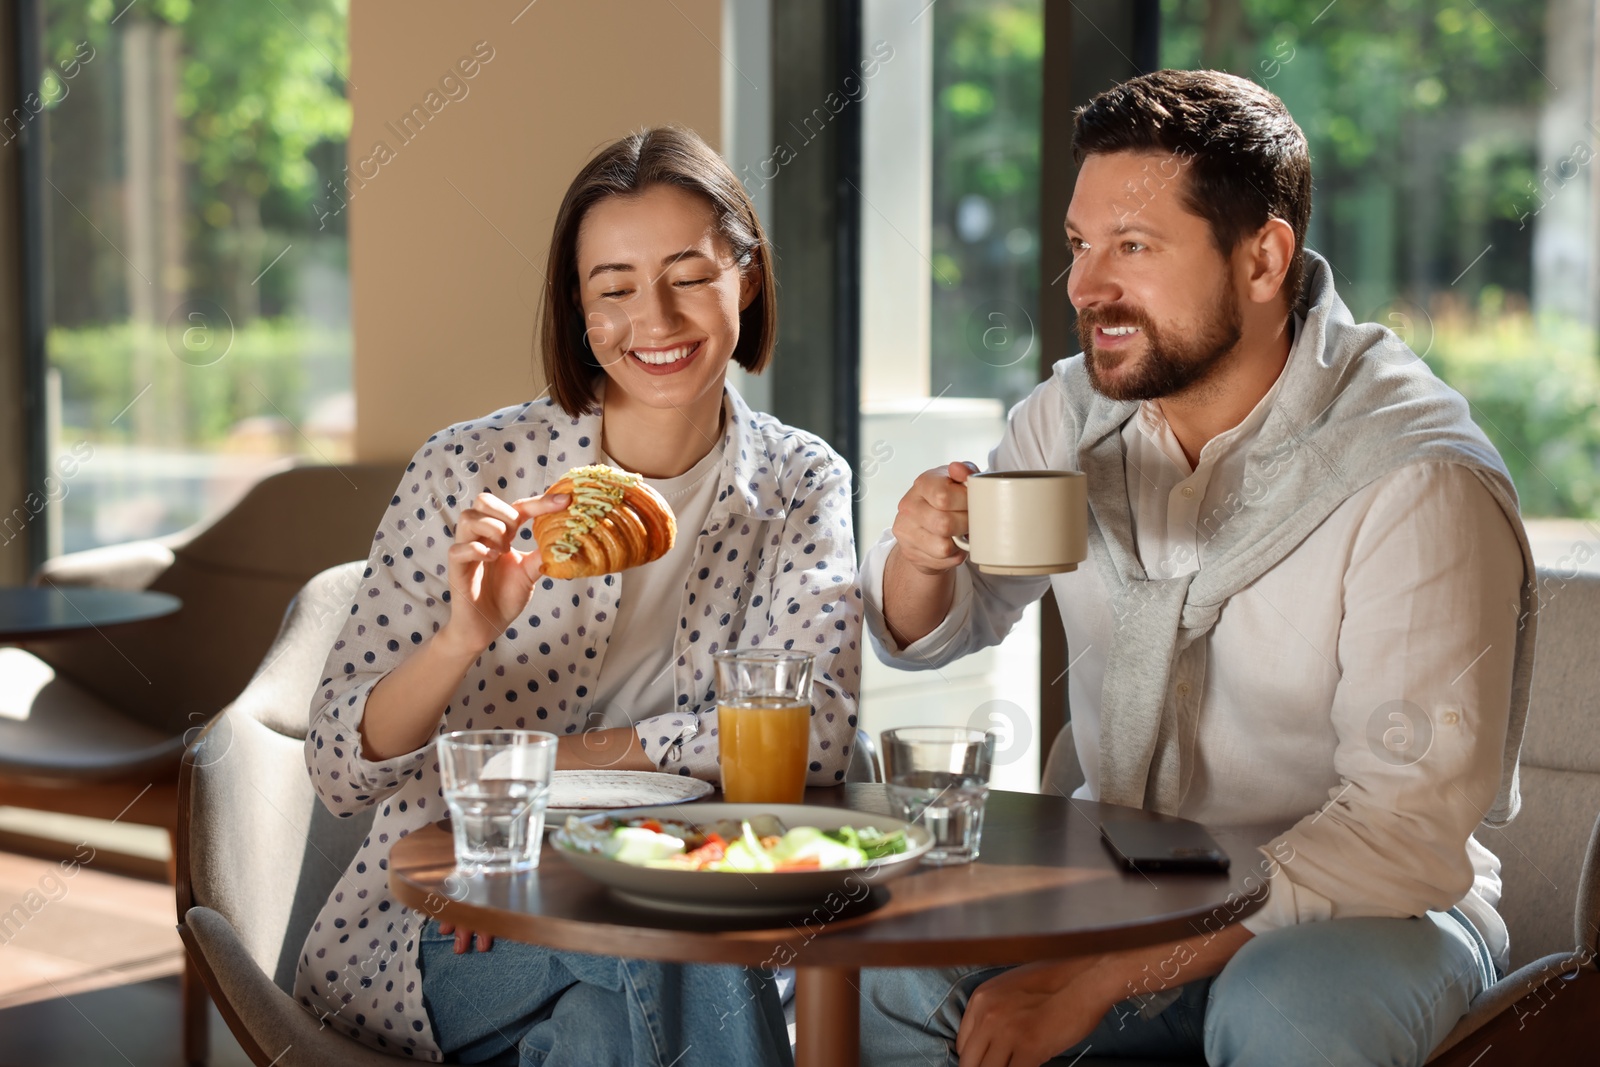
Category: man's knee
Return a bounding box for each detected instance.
[861,966,964,1041]
[1203,924,1428,1067]
[861,964,1008,1057]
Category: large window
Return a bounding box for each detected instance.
[928,0,1043,412]
[854,0,1046,791]
[34,0,351,555]
[1164,0,1600,527]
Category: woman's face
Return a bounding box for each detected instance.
[575,184,758,419]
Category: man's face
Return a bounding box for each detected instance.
[1065,150,1243,402]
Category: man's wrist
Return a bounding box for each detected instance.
[882,546,959,649]
[1076,950,1138,1010]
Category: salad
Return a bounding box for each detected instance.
[560,813,908,872]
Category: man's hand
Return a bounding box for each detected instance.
[881,462,978,647]
[956,924,1256,1067]
[956,955,1111,1067]
[891,461,977,576]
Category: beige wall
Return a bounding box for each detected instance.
[348,0,723,462]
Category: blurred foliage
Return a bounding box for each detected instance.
[1160,0,1597,517]
[929,0,1044,411]
[1426,308,1600,518]
[39,0,352,537]
[44,0,350,323]
[1163,0,1546,167]
[50,319,351,446]
[49,0,349,205]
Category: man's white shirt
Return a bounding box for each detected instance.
[862,338,1522,971]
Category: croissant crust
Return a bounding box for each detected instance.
[533,464,677,579]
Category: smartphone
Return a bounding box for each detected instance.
[1099,816,1231,874]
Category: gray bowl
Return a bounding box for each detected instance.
[550,802,933,916]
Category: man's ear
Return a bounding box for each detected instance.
[1244,217,1296,307]
[738,256,763,312]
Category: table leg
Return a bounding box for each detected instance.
[794,965,860,1067]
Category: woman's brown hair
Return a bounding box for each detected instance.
[539,126,776,416]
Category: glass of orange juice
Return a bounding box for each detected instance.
[713,649,814,804]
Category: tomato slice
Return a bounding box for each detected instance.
[681,837,727,870]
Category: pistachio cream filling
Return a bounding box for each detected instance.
[547,465,641,562]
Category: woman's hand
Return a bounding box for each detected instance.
[440,491,570,655]
[436,922,493,954]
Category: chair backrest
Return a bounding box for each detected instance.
[28,463,396,737]
[847,727,883,783]
[178,561,375,993]
[1491,566,1600,969]
[1039,567,1600,971]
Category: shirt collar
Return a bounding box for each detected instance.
[1133,313,1302,470]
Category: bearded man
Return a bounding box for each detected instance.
[859,68,1535,1067]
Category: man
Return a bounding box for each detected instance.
[860,69,1535,1067]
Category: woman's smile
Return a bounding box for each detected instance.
[628,339,704,374]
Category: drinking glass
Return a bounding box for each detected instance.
[881,727,996,865]
[437,729,558,872]
[714,649,814,804]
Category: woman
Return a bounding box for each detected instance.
[294,127,863,1064]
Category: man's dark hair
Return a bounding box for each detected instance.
[1073,69,1312,306]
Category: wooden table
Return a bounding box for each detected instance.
[0,586,181,642]
[390,784,1277,1067]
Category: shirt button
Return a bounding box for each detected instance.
[1441,710,1461,726]
[1176,682,1191,697]
[1180,486,1195,498]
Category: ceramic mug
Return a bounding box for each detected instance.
[952,470,1088,575]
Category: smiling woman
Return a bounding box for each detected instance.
[293,126,862,1065]
[541,129,777,478]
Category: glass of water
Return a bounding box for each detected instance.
[438,730,558,873]
[881,727,996,866]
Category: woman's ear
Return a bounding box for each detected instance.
[738,256,763,312]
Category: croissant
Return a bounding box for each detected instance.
[533,464,677,579]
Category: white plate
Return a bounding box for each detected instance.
[543,770,714,817]
[550,802,933,915]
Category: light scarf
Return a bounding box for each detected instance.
[1069,251,1537,825]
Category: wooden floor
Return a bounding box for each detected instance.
[0,977,252,1067]
[0,847,250,1065]
[0,849,181,1007]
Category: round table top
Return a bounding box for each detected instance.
[389,783,1281,969]
[0,586,182,642]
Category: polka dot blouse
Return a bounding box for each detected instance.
[292,385,864,1058]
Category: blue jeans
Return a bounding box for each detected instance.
[418,920,792,1066]
[860,909,1496,1066]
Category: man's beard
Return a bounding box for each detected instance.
[1078,292,1243,402]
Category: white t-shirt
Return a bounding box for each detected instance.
[590,442,725,727]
